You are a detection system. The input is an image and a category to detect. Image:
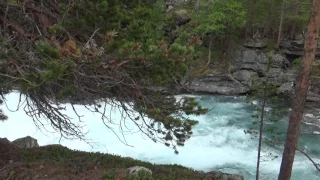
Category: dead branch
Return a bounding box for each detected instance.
[296,148,320,173]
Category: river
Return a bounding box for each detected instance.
[0,92,320,179]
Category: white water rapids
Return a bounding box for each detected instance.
[1,92,320,179]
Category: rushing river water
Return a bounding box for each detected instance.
[1,92,320,180]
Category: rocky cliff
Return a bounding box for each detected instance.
[187,45,320,102]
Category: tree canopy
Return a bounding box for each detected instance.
[0,0,315,153]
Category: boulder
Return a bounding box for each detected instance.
[278,82,294,94]
[12,136,39,148]
[243,39,266,49]
[165,0,187,7]
[173,9,191,26]
[231,49,289,75]
[280,40,320,57]
[187,72,249,95]
[232,69,258,85]
[127,166,152,179]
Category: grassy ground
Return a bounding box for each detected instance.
[0,139,242,180]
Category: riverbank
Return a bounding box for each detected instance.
[0,137,243,180]
[1,93,320,180]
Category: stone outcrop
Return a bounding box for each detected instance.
[243,39,266,49]
[128,166,152,178]
[12,136,39,148]
[187,72,249,95]
[280,39,320,57]
[187,47,320,102]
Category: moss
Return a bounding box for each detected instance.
[292,57,302,67]
[101,171,117,180]
[312,65,320,77]
[190,65,212,79]
[18,145,210,180]
[266,39,276,50]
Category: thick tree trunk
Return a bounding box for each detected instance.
[278,1,320,179]
[290,0,300,39]
[275,0,285,50]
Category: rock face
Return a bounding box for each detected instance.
[280,39,320,57]
[12,136,39,148]
[187,72,249,95]
[243,39,266,49]
[187,47,320,102]
[127,166,152,179]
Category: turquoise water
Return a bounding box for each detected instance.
[1,93,320,179]
[190,95,320,180]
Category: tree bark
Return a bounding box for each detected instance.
[207,36,212,66]
[263,0,274,37]
[278,1,320,179]
[256,92,266,180]
[275,0,285,50]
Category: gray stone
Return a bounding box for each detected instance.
[278,82,294,94]
[271,53,290,68]
[12,136,39,148]
[166,5,174,13]
[243,39,266,49]
[265,68,283,78]
[128,166,152,178]
[232,70,258,84]
[231,49,288,75]
[166,0,188,7]
[294,33,304,40]
[308,77,320,102]
[187,72,249,95]
[173,9,191,26]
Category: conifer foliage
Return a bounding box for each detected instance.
[0,0,207,152]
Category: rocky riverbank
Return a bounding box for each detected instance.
[186,44,320,102]
[0,136,244,180]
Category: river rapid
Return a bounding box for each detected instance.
[1,92,320,180]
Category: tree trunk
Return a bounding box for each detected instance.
[263,0,274,37]
[275,0,285,50]
[278,1,320,179]
[207,36,212,66]
[256,92,266,180]
[195,0,200,10]
[290,0,300,40]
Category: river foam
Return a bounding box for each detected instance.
[0,92,319,179]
